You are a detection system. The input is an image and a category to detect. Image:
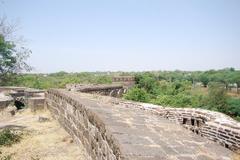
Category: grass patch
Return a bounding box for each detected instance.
[0,129,22,147]
[0,155,12,160]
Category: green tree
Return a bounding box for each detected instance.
[124,87,150,103]
[207,82,228,113]
[199,73,210,87]
[0,18,31,85]
[135,72,159,95]
[231,71,240,94]
[0,35,16,83]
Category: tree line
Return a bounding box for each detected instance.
[124,71,240,121]
[156,68,240,92]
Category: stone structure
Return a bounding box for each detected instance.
[0,86,26,93]
[112,76,135,88]
[0,93,16,118]
[0,87,45,112]
[24,89,45,98]
[66,84,126,97]
[112,76,135,82]
[26,97,45,112]
[24,89,45,112]
[45,89,236,160]
[113,100,240,152]
[66,76,135,98]
[0,93,14,111]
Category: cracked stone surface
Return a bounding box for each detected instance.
[66,91,235,160]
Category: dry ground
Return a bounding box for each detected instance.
[0,109,90,160]
[191,86,240,98]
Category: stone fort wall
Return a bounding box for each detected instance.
[66,84,126,98]
[112,99,240,152]
[69,83,239,152]
[45,89,122,160]
[46,88,240,154]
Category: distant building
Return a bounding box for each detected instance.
[112,76,135,88]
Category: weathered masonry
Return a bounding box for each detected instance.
[46,89,236,160]
[0,94,13,111]
[115,100,240,152]
[112,76,135,88]
[66,84,126,97]
[0,87,45,111]
[112,76,135,83]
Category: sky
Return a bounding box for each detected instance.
[0,0,240,73]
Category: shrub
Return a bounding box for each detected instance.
[191,94,207,108]
[0,129,21,147]
[135,73,159,95]
[153,94,193,107]
[124,87,150,103]
[207,82,228,113]
[173,94,192,107]
[153,95,175,106]
[227,98,240,117]
[0,155,12,160]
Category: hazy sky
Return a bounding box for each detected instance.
[0,0,240,73]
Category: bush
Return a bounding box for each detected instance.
[158,80,174,95]
[207,82,228,113]
[135,73,159,95]
[94,76,112,84]
[124,87,150,103]
[0,129,21,147]
[0,155,12,160]
[174,94,192,107]
[227,98,240,117]
[153,95,175,106]
[191,94,207,108]
[234,116,240,122]
[153,94,193,107]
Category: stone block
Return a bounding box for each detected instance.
[27,97,45,112]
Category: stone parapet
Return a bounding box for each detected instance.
[66,84,126,97]
[111,99,240,152]
[46,89,121,160]
[45,89,234,159]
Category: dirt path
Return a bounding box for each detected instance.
[0,109,90,160]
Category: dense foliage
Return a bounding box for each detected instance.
[6,72,112,89]
[124,87,150,102]
[124,70,240,121]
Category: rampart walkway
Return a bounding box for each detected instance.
[46,89,234,160]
